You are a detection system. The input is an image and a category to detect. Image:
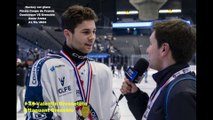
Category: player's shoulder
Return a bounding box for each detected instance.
[34,53,63,68]
[90,60,107,67]
[89,61,111,72]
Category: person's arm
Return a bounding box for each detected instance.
[126,89,149,120]
[120,79,149,120]
[19,67,25,82]
[167,92,196,120]
[24,60,58,120]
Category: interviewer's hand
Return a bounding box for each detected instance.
[120,78,138,95]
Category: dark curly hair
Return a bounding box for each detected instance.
[61,5,98,33]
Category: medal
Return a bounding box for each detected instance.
[61,51,93,119]
[82,106,90,118]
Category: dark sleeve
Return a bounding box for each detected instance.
[17,67,25,86]
[167,92,196,120]
[19,68,25,81]
[125,89,149,120]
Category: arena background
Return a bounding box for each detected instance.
[17,0,196,66]
[16,0,196,119]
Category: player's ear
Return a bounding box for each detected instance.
[63,29,72,40]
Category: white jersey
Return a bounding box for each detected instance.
[25,52,120,120]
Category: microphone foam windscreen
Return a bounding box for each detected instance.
[133,58,149,76]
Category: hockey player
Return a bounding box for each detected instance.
[24,5,120,120]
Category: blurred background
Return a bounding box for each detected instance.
[16,0,196,67]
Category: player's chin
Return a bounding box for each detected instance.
[84,48,93,53]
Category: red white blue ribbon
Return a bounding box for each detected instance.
[60,50,93,103]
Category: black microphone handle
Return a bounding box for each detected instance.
[118,94,124,101]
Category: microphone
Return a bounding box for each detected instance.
[118,58,149,101]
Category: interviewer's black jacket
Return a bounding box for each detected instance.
[125,63,196,120]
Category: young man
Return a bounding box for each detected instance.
[24,5,120,120]
[120,19,196,120]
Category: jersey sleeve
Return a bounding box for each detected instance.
[24,58,58,120]
[105,64,121,120]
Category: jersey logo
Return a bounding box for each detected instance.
[54,64,65,68]
[57,76,72,96]
[50,64,65,72]
[57,85,72,96]
[50,66,55,71]
[33,113,47,120]
[29,65,38,87]
[58,76,65,86]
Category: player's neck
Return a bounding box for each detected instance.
[62,44,88,65]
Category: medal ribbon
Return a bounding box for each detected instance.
[60,50,92,103]
[142,67,191,120]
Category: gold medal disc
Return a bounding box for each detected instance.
[82,106,90,118]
